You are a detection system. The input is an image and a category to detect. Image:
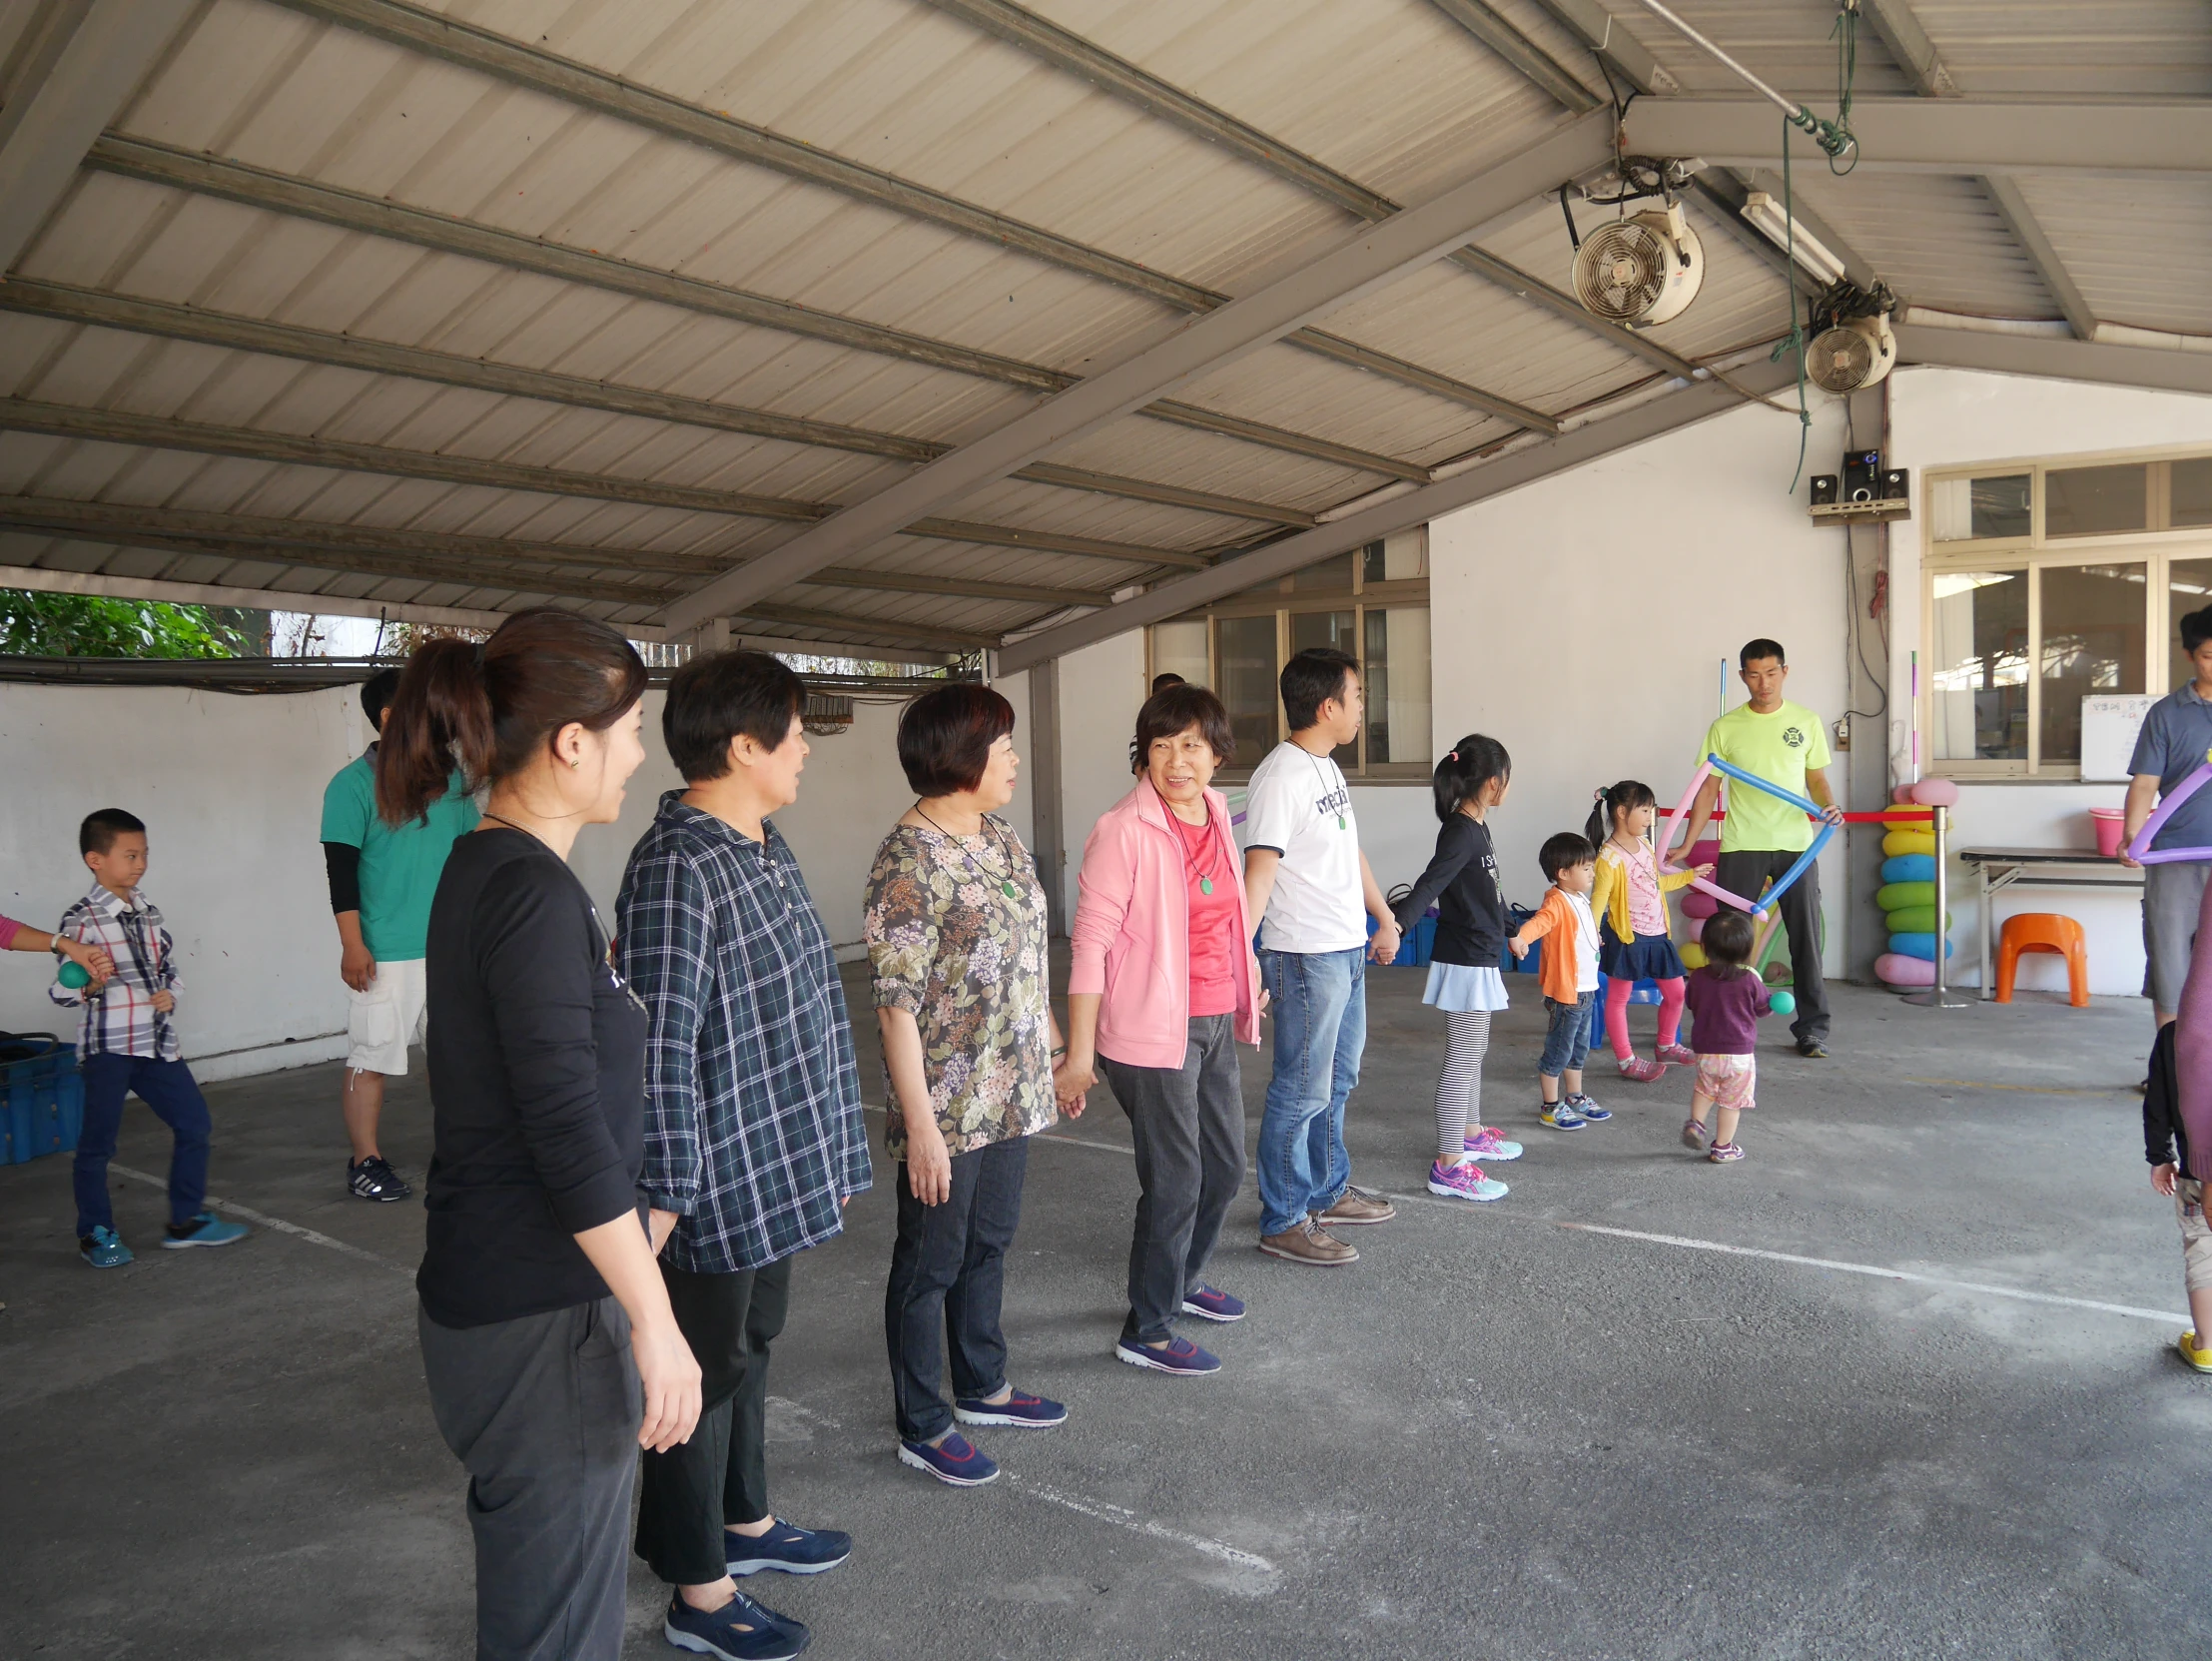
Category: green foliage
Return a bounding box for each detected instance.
[0,590,245,658]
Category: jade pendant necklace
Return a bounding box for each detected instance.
[916,805,1023,898]
[1170,804,1216,894]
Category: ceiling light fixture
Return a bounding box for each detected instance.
[1740,191,1847,285]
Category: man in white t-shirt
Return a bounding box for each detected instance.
[1242,647,1403,1266]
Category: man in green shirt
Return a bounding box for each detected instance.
[320,669,477,1201]
[1676,639,1845,1059]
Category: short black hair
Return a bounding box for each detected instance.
[1740,638,1787,669]
[1132,683,1235,775]
[898,683,1016,796]
[663,650,806,783]
[1701,908,1756,976]
[80,807,146,856]
[2184,606,2212,656]
[1281,647,1358,732]
[361,667,401,728]
[1540,831,1596,882]
[1150,671,1186,694]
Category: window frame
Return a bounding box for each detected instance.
[1923,443,2212,778]
[1144,534,1432,784]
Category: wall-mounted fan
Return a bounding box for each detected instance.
[1570,201,1705,327]
[1808,313,1896,394]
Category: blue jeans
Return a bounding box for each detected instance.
[1540,993,1596,1078]
[74,1053,211,1239]
[1256,946,1366,1238]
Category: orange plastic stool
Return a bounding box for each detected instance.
[1994,913,2089,1007]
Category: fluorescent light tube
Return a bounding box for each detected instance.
[1741,191,1846,285]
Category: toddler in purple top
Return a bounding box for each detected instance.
[1681,910,1774,1164]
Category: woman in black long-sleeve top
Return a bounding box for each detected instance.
[378,609,703,1661]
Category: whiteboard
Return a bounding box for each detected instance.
[2080,694,2159,782]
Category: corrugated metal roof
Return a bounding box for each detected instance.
[0,0,2199,651]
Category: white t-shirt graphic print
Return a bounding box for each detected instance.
[1241,741,1365,953]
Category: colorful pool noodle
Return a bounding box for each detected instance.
[2182,869,2212,1182]
[2126,750,2212,866]
[1660,755,1838,921]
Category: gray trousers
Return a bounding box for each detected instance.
[2143,861,2211,1015]
[1102,1015,1246,1345]
[418,1296,642,1661]
[1715,848,1828,1043]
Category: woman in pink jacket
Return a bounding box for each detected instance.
[1059,684,1262,1377]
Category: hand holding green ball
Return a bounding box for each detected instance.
[57,959,90,989]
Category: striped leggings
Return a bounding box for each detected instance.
[1432,1011,1490,1163]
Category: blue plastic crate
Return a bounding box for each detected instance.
[1367,908,1438,967]
[3,1038,83,1166]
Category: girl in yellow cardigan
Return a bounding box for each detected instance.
[1586,781,1714,1082]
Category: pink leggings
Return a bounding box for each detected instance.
[1605,974,1684,1060]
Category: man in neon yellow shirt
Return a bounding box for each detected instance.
[1676,639,1845,1059]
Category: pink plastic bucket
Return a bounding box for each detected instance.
[2090,806,2126,859]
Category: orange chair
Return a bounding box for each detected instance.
[1994,913,2090,1007]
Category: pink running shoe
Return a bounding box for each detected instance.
[1427,1160,1508,1202]
[1657,1043,1697,1067]
[1617,1056,1667,1083]
[1463,1126,1524,1162]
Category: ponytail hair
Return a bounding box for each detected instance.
[375,607,647,826]
[1586,779,1659,846]
[1432,733,1510,822]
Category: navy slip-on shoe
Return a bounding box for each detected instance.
[1179,1283,1245,1322]
[952,1387,1068,1427]
[664,1590,809,1661]
[726,1518,852,1577]
[1114,1335,1222,1375]
[896,1430,1001,1486]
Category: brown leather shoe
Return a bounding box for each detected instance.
[1314,1186,1397,1227]
[1257,1220,1359,1265]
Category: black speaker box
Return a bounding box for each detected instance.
[1843,448,1882,503]
[1810,474,1839,506]
[1880,467,1909,502]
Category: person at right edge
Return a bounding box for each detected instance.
[388,610,704,1661]
[2122,603,2212,1064]
[1675,638,1845,1060]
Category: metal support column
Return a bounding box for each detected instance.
[1028,659,1067,936]
[1902,803,1971,1009]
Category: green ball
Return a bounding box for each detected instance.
[57,959,89,989]
[1768,989,1796,1016]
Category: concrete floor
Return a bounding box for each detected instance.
[4,966,2208,1660]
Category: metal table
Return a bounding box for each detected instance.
[1957,847,2143,1001]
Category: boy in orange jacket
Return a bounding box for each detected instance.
[1509,833,1610,1131]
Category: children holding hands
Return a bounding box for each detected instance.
[1508,833,1610,1130]
[1393,736,1521,1204]
[1588,781,1712,1082]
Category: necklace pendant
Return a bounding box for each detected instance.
[1199,876,1214,895]
[1337,814,1347,829]
[1002,880,1019,897]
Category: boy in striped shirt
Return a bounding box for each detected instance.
[51,808,249,1268]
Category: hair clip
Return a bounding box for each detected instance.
[1445,750,1459,761]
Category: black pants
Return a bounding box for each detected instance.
[1715,848,1829,1043]
[634,1255,794,1587]
[1101,1016,1245,1345]
[418,1296,640,1661]
[884,1136,1028,1441]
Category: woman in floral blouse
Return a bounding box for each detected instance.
[864,684,1078,1488]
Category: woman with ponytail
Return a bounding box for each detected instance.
[386,609,707,1661]
[1585,780,1713,1083]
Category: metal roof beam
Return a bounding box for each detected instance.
[660,112,1624,631]
[1629,99,2212,178]
[1893,323,2212,397]
[0,559,530,632]
[997,356,1797,672]
[803,567,1110,609]
[0,397,1218,571]
[1856,0,1960,99]
[0,0,195,270]
[77,145,1433,486]
[1980,176,2096,342]
[735,603,1004,652]
[1427,0,1603,113]
[272,0,1553,430]
[1521,0,1677,94]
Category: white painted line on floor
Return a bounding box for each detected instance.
[109,1163,411,1276]
[1903,1076,2123,1097]
[1004,1476,1276,1575]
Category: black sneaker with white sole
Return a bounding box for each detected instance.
[348,1155,411,1202]
[664,1590,809,1661]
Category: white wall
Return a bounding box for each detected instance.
[1053,630,1149,920]
[1886,366,2212,994]
[1426,394,1854,960]
[2,680,924,1081]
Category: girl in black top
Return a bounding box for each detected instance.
[378,608,702,1661]
[1393,735,1519,1204]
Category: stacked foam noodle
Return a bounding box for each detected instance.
[1875,810,1950,986]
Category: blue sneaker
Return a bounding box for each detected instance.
[80,1226,132,1268]
[1115,1334,1222,1375]
[163,1213,250,1249]
[1566,1093,1611,1122]
[1179,1283,1245,1321]
[1427,1159,1509,1203]
[1539,1103,1587,1130]
[897,1429,1000,1486]
[663,1589,809,1660]
[952,1387,1067,1428]
[726,1518,851,1577]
